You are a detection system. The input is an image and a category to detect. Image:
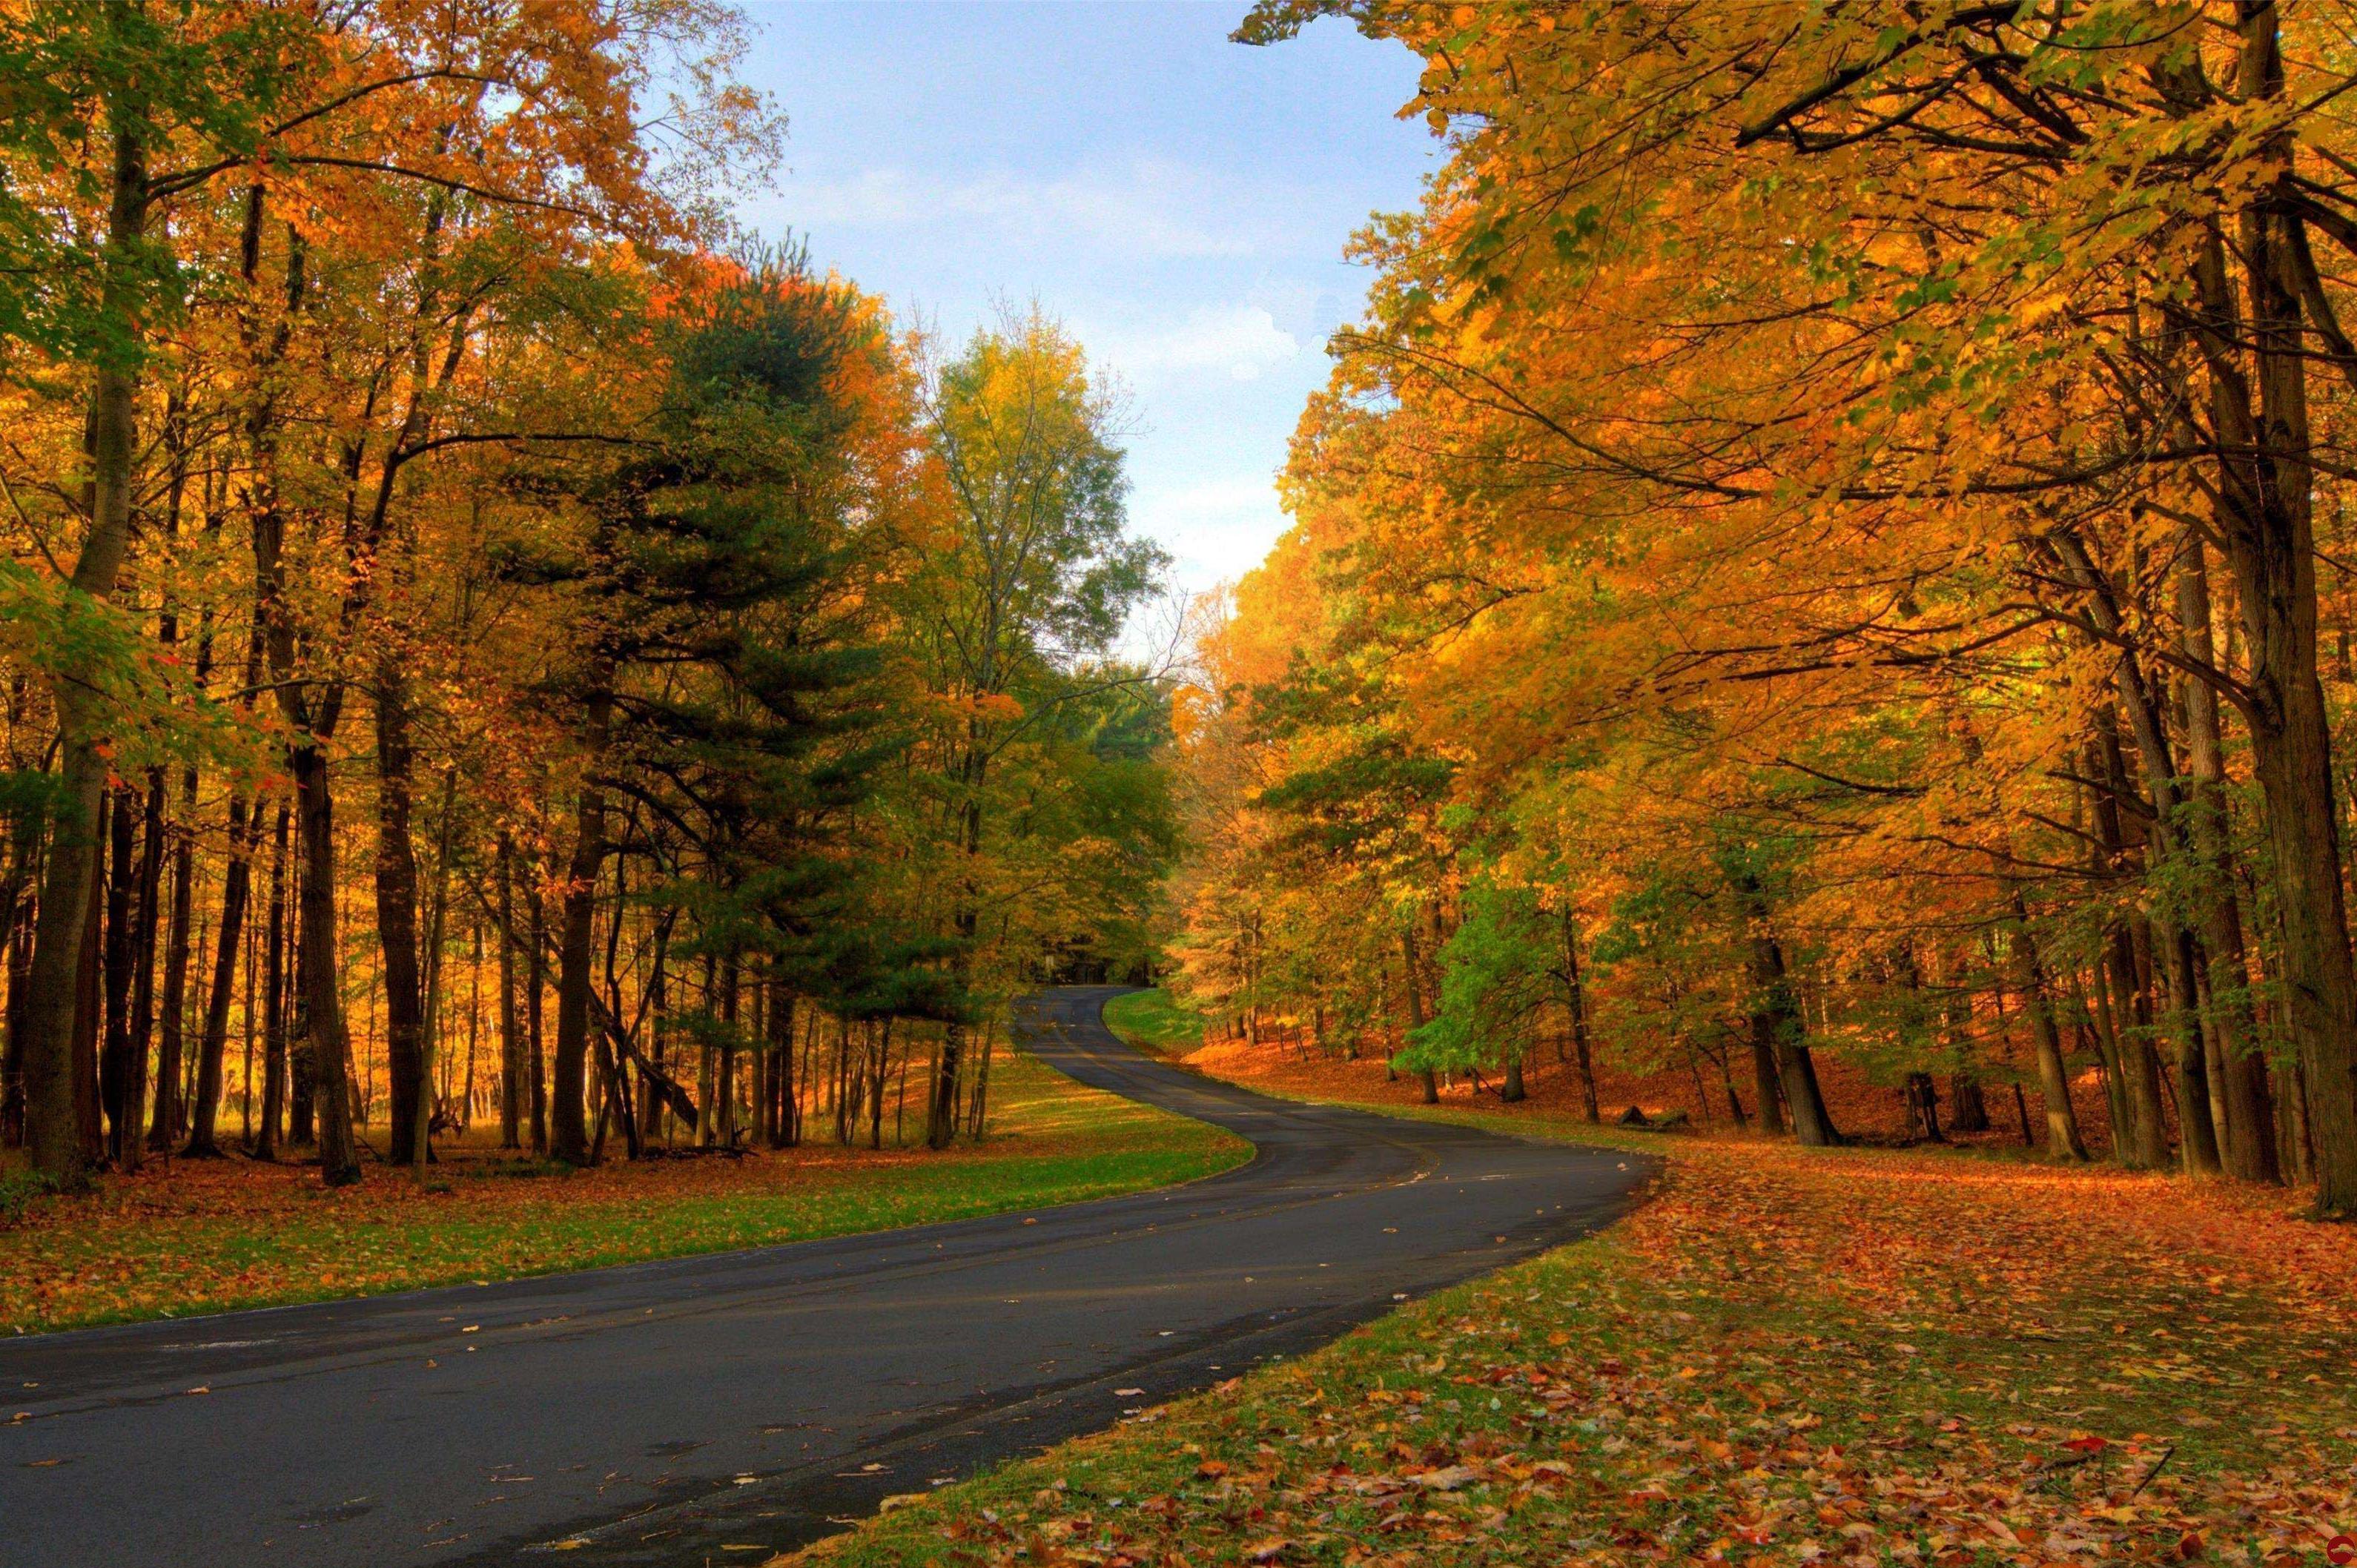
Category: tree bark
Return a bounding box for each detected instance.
[184,797,253,1157]
[150,764,197,1152]
[2171,125,2357,1210]
[100,787,138,1168]
[2177,538,2281,1182]
[254,804,291,1160]
[19,71,151,1187]
[1560,906,1601,1123]
[497,837,522,1150]
[2007,903,2087,1162]
[120,770,166,1169]
[2050,534,2223,1174]
[551,671,613,1166]
[374,657,429,1165]
[1744,911,1837,1146]
[527,869,547,1154]
[292,741,360,1185]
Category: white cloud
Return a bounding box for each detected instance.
[1133,475,1291,587]
[1091,305,1300,385]
[781,157,1277,260]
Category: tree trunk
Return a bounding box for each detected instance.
[1561,906,1601,1123]
[2178,537,2282,1182]
[122,770,165,1170]
[767,978,796,1148]
[100,786,138,1168]
[1949,1074,1990,1134]
[1402,922,1436,1104]
[19,82,151,1188]
[2158,922,2224,1176]
[527,870,547,1154]
[1747,922,1837,1146]
[2052,537,2223,1174]
[255,804,291,1160]
[73,836,104,1161]
[291,742,360,1185]
[551,674,612,1166]
[2090,729,2174,1169]
[184,798,252,1157]
[2007,907,2087,1162]
[150,764,197,1151]
[374,658,429,1165]
[2173,126,2357,1209]
[928,781,983,1150]
[496,837,522,1150]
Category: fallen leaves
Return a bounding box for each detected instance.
[790,1111,2357,1568]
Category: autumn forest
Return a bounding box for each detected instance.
[1169,0,2357,1216]
[2,3,2356,1567]
[0,1,1175,1199]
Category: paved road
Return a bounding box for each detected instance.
[0,987,1645,1567]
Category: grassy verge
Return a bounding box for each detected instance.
[792,1056,2356,1566]
[0,1046,1249,1335]
[1102,986,1209,1057]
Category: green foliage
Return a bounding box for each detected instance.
[1399,879,1557,1076]
[0,2,308,368]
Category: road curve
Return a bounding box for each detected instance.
[0,987,1645,1567]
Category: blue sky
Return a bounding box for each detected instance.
[733,1,1435,601]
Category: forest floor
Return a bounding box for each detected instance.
[0,1045,1248,1334]
[788,997,2357,1567]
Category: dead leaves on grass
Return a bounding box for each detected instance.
[801,1137,2357,1567]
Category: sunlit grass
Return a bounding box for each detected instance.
[1101,985,1209,1057]
[0,1047,1250,1336]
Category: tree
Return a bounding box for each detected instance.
[908,309,1163,1148]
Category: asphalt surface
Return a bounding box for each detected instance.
[0,986,1647,1567]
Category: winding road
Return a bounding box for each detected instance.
[0,987,1644,1567]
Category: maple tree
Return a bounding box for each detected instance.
[0,2,1176,1196]
[1138,0,2357,1217]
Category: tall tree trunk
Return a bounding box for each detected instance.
[1402,921,1437,1104]
[73,835,104,1161]
[2168,88,2357,1208]
[150,764,197,1152]
[2007,902,2088,1162]
[496,837,522,1150]
[1561,906,1601,1124]
[768,978,795,1148]
[100,787,138,1168]
[291,741,360,1185]
[120,770,165,1171]
[255,804,291,1159]
[928,776,984,1150]
[527,870,547,1154]
[2178,537,2282,1182]
[185,798,253,1157]
[0,802,44,1148]
[19,75,151,1187]
[2052,535,2224,1174]
[551,673,612,1167]
[2159,922,2224,1176]
[374,658,429,1165]
[145,398,196,1155]
[1736,876,1837,1145]
[2091,731,2174,1169]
